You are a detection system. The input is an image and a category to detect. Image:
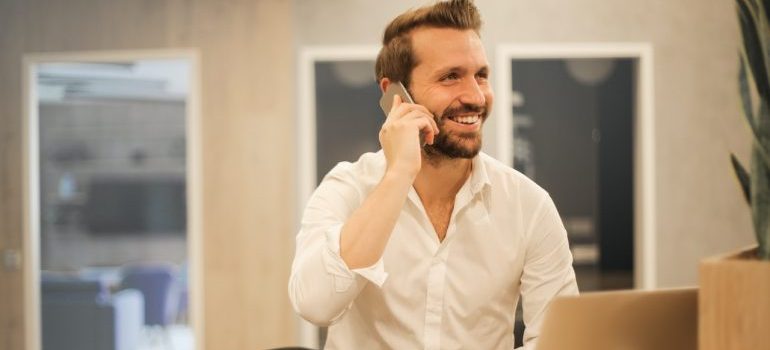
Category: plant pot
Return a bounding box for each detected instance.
[699,245,770,350]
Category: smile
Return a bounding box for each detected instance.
[447,115,481,125]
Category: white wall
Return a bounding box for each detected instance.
[293,0,753,287]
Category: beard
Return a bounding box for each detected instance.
[423,102,487,160]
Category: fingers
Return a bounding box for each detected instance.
[387,103,439,134]
[388,99,428,120]
[382,97,439,146]
[389,94,402,115]
[399,110,438,145]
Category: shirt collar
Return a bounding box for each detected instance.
[405,153,492,206]
[469,153,492,195]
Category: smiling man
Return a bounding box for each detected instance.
[289,1,578,349]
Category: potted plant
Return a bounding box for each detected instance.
[699,0,770,348]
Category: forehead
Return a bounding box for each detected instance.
[410,27,488,73]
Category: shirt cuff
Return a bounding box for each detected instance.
[324,223,389,288]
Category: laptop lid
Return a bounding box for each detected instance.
[536,287,697,350]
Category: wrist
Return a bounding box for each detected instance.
[382,168,417,188]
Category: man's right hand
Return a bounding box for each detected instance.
[338,96,437,270]
[378,94,439,180]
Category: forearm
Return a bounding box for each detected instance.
[340,170,413,269]
[289,235,367,326]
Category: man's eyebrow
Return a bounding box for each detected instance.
[432,66,466,76]
[433,65,489,76]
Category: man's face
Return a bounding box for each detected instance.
[407,27,493,159]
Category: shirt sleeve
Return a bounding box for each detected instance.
[288,165,388,326]
[519,193,580,348]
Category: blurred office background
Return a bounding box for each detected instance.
[0,0,751,349]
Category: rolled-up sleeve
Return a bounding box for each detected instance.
[288,165,388,326]
[518,194,579,350]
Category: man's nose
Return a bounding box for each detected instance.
[459,78,486,107]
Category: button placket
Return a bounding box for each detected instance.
[424,255,446,350]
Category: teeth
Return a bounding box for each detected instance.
[452,115,480,124]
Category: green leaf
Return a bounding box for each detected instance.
[739,79,770,173]
[737,0,770,260]
[750,144,770,258]
[761,0,770,22]
[754,0,770,66]
[732,153,752,204]
[738,0,770,103]
[756,102,770,174]
[739,57,759,133]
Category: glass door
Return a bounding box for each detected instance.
[30,56,197,350]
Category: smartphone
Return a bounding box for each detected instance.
[379,81,414,115]
[379,81,429,146]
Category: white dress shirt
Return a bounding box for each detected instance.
[289,151,578,350]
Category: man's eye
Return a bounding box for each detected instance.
[441,72,459,81]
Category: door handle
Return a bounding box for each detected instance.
[2,249,21,271]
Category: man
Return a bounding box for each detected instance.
[289,1,578,349]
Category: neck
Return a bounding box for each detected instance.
[413,153,473,204]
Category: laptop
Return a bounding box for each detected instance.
[536,287,697,350]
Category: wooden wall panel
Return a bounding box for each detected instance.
[1,0,28,349]
[0,0,297,348]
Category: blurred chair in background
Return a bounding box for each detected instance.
[42,274,144,350]
[175,261,189,324]
[121,263,180,348]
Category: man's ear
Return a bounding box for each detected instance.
[379,78,391,94]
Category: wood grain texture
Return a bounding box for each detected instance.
[699,246,770,350]
[0,0,296,348]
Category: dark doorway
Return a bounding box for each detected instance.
[509,57,635,347]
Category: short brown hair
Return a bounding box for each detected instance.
[375,0,482,89]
